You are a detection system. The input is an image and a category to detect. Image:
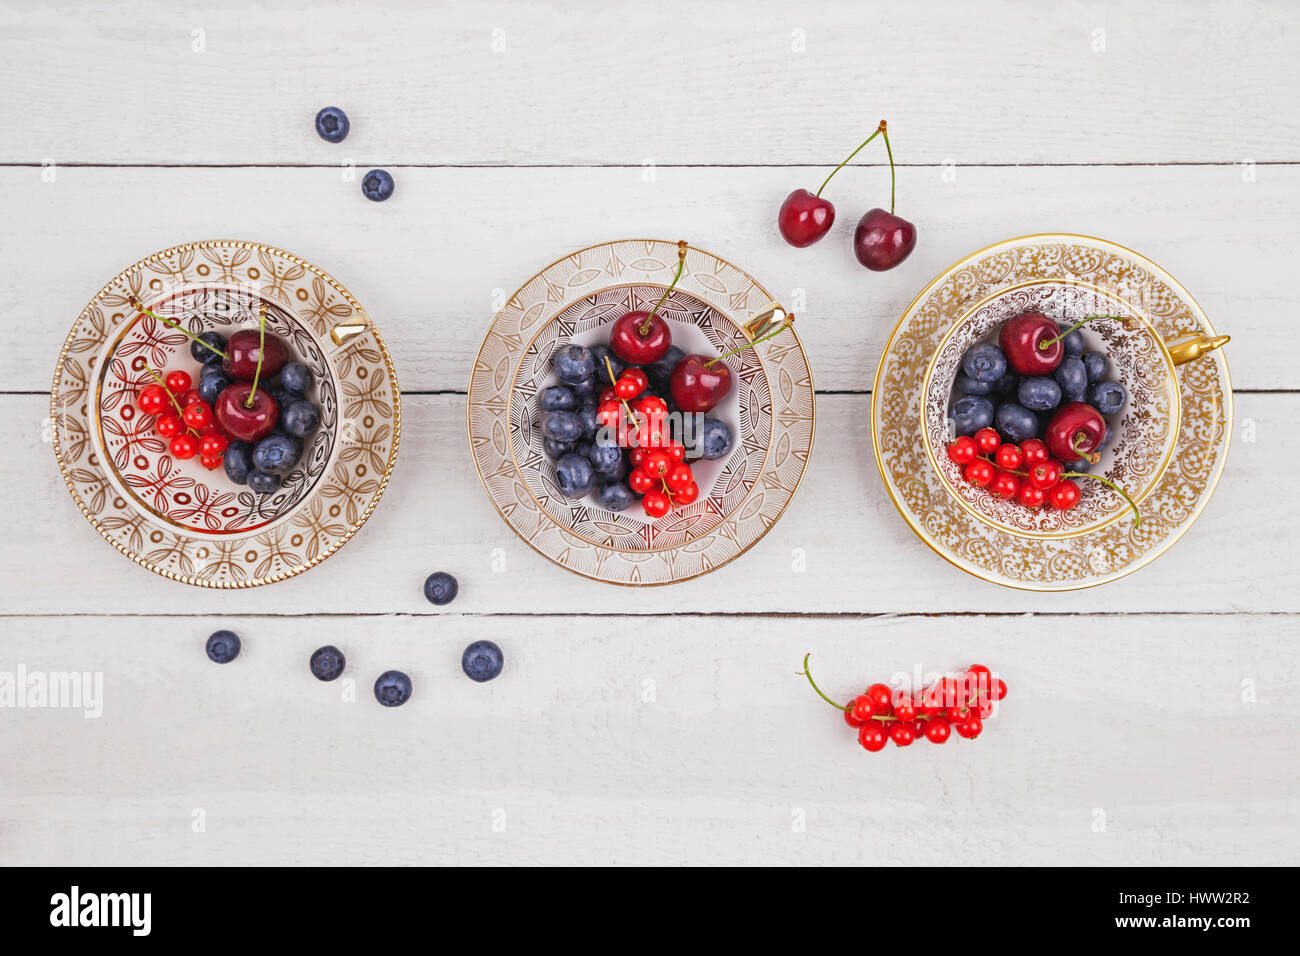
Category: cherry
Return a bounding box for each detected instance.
[924,718,951,744]
[964,459,994,487]
[1019,438,1048,468]
[854,207,917,271]
[1044,402,1106,464]
[974,427,1001,456]
[1047,480,1081,511]
[642,490,671,518]
[182,401,213,432]
[214,382,279,443]
[1027,459,1063,490]
[164,370,192,395]
[670,353,732,414]
[778,190,836,248]
[138,384,168,416]
[858,722,888,752]
[888,722,916,747]
[947,435,977,465]
[610,311,672,365]
[994,443,1022,471]
[155,412,182,438]
[222,328,288,381]
[169,434,199,460]
[1016,482,1045,508]
[999,312,1063,376]
[865,683,894,716]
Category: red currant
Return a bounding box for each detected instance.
[974,697,996,719]
[989,471,1019,499]
[169,434,199,460]
[664,462,694,492]
[1019,438,1048,468]
[199,455,223,471]
[663,441,686,464]
[1048,480,1081,511]
[1016,482,1045,508]
[636,394,668,416]
[596,400,622,430]
[599,386,616,404]
[642,450,671,478]
[990,678,1008,701]
[179,389,202,408]
[865,683,893,716]
[974,427,1001,455]
[944,704,970,725]
[200,433,228,458]
[994,443,1022,471]
[843,707,862,728]
[673,481,700,505]
[966,664,992,691]
[138,384,168,415]
[629,447,647,468]
[893,695,917,722]
[155,413,182,438]
[628,469,656,495]
[964,459,994,487]
[858,722,888,752]
[888,722,915,747]
[1028,459,1062,490]
[164,370,191,394]
[615,375,643,401]
[849,695,875,723]
[924,717,951,743]
[955,715,983,739]
[642,490,671,518]
[947,436,977,465]
[182,401,212,431]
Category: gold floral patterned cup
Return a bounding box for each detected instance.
[921,279,1228,539]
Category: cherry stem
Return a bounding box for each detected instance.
[798,654,850,713]
[815,120,886,198]
[881,123,896,215]
[705,319,793,368]
[244,303,268,408]
[1037,314,1125,351]
[1071,433,1100,464]
[143,364,200,436]
[640,240,688,336]
[602,357,640,429]
[1065,470,1141,528]
[130,297,228,359]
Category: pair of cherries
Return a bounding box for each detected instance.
[778,120,916,271]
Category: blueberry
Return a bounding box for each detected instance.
[373,670,412,707]
[543,437,573,459]
[597,480,636,512]
[995,401,1039,443]
[281,399,320,439]
[586,439,623,474]
[568,376,597,400]
[648,345,686,393]
[205,630,241,664]
[361,168,395,202]
[270,387,295,410]
[952,395,995,436]
[552,344,595,384]
[191,332,227,366]
[991,369,1020,397]
[1017,376,1062,412]
[1081,351,1109,383]
[1100,425,1113,449]
[310,645,346,681]
[539,385,576,412]
[253,433,302,474]
[198,367,231,405]
[1066,457,1092,473]
[1089,380,1127,415]
[247,469,281,494]
[279,362,313,395]
[954,372,993,396]
[699,417,734,460]
[1053,356,1088,402]
[542,410,583,442]
[423,571,459,606]
[1063,329,1086,356]
[554,453,595,497]
[314,106,350,143]
[961,343,1007,384]
[223,441,253,484]
[461,640,504,683]
[589,344,625,381]
[578,402,598,439]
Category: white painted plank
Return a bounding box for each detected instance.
[2,164,1293,393]
[1,613,1294,865]
[10,393,1291,615]
[2,0,1297,165]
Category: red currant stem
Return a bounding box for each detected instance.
[1065,471,1141,527]
[640,240,688,335]
[798,654,850,713]
[244,303,268,408]
[143,364,200,437]
[705,319,793,369]
[602,356,640,429]
[130,297,227,359]
[815,120,886,198]
[1037,314,1124,351]
[880,122,896,215]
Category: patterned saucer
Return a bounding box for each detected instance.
[871,234,1231,590]
[468,239,815,585]
[51,240,401,588]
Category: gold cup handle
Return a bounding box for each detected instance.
[1165,333,1230,366]
[744,304,793,340]
[330,313,373,348]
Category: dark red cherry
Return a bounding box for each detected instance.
[1045,402,1107,464]
[214,382,279,443]
[670,354,732,413]
[852,208,916,271]
[778,189,836,247]
[999,312,1063,376]
[222,329,288,381]
[610,310,672,365]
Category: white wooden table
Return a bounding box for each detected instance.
[2,0,1297,866]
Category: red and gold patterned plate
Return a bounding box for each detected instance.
[50,240,401,587]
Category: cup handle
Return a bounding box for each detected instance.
[744,304,792,339]
[1165,334,1230,366]
[330,313,373,349]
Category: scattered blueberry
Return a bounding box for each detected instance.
[1017,376,1062,412]
[1089,379,1127,415]
[1081,351,1109,383]
[373,670,412,707]
[247,469,281,494]
[461,641,504,683]
[995,401,1039,443]
[281,399,320,438]
[597,480,636,512]
[223,441,253,484]
[198,367,231,405]
[1062,329,1086,356]
[542,410,583,442]
[552,345,595,384]
[280,362,313,395]
[540,385,577,412]
[698,417,734,460]
[952,395,995,436]
[961,343,1007,384]
[955,372,993,396]
[587,439,622,474]
[314,106,350,143]
[206,630,241,664]
[310,645,346,681]
[191,332,227,366]
[423,571,459,606]
[543,437,573,459]
[554,453,595,497]
[1053,356,1088,402]
[253,433,302,474]
[361,168,395,202]
[589,344,625,382]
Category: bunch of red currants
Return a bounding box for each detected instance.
[948,427,1080,511]
[597,368,699,517]
[137,369,229,470]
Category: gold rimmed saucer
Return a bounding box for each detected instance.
[871,234,1231,590]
